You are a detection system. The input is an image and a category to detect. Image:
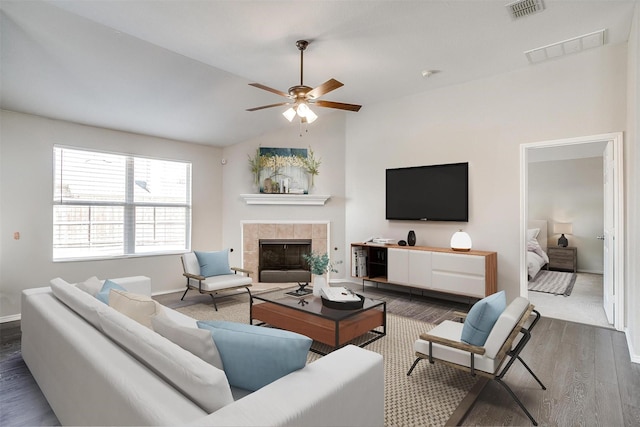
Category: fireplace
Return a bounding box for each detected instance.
[259,239,311,283]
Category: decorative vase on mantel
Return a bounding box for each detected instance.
[312,274,329,297]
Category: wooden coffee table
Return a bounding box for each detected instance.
[250,291,386,355]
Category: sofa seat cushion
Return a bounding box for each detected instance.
[195,274,252,292]
[197,320,312,392]
[109,289,162,329]
[461,290,506,346]
[50,278,108,331]
[152,314,224,370]
[414,321,499,374]
[98,308,234,413]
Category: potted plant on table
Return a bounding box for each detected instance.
[302,251,342,296]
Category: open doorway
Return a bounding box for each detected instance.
[520,133,624,331]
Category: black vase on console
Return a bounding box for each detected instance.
[407,230,416,246]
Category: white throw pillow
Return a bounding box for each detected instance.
[109,289,162,329]
[75,276,102,297]
[97,308,233,413]
[151,314,224,370]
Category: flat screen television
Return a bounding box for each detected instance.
[386,162,468,222]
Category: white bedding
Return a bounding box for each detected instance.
[527,227,549,280]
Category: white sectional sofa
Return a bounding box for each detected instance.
[21,276,384,426]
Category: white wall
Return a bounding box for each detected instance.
[528,157,604,273]
[625,3,640,361]
[345,43,627,303]
[0,110,224,319]
[220,114,348,277]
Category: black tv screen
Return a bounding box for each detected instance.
[386,162,468,222]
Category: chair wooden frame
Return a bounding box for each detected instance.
[407,304,546,426]
[180,255,253,311]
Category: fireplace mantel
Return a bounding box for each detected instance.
[240,194,330,206]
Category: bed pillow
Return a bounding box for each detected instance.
[96,279,126,304]
[194,249,233,277]
[527,228,540,242]
[197,320,312,391]
[461,291,506,347]
[152,314,224,370]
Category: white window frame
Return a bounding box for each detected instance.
[53,145,192,261]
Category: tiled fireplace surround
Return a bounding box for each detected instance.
[242,222,329,282]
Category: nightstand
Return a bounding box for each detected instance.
[547,246,577,272]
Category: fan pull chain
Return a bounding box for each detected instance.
[298,121,309,137]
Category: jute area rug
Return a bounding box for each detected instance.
[175,293,478,427]
[528,270,577,296]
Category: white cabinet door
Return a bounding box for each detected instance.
[431,252,486,298]
[408,250,431,289]
[387,248,409,285]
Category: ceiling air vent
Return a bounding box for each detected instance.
[524,29,606,64]
[505,0,545,20]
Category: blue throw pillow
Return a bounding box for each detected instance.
[194,250,232,277]
[96,279,126,304]
[197,320,312,391]
[460,290,506,346]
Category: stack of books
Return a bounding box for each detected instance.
[351,247,367,277]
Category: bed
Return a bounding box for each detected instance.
[527,219,549,280]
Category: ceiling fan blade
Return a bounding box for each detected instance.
[314,99,362,112]
[246,102,291,112]
[306,79,343,99]
[248,83,290,98]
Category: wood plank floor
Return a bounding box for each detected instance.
[2,284,638,426]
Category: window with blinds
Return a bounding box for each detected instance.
[53,146,191,261]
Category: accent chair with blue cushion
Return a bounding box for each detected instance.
[180,249,253,310]
[407,295,546,426]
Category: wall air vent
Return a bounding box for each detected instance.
[505,0,545,20]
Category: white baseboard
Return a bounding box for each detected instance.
[151,287,185,297]
[1,313,21,324]
[577,269,604,275]
[625,328,640,364]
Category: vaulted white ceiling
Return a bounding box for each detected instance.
[1,1,636,146]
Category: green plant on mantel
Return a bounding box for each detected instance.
[248,147,261,186]
[302,251,342,275]
[301,147,321,187]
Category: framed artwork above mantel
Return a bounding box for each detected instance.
[249,147,320,194]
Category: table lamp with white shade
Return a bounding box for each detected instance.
[450,230,472,252]
[554,222,572,247]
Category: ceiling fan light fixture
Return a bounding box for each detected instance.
[247,40,361,123]
[305,108,318,123]
[283,107,296,122]
[296,102,311,117]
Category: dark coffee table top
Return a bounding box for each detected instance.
[252,290,385,321]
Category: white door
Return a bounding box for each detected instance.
[602,142,615,324]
